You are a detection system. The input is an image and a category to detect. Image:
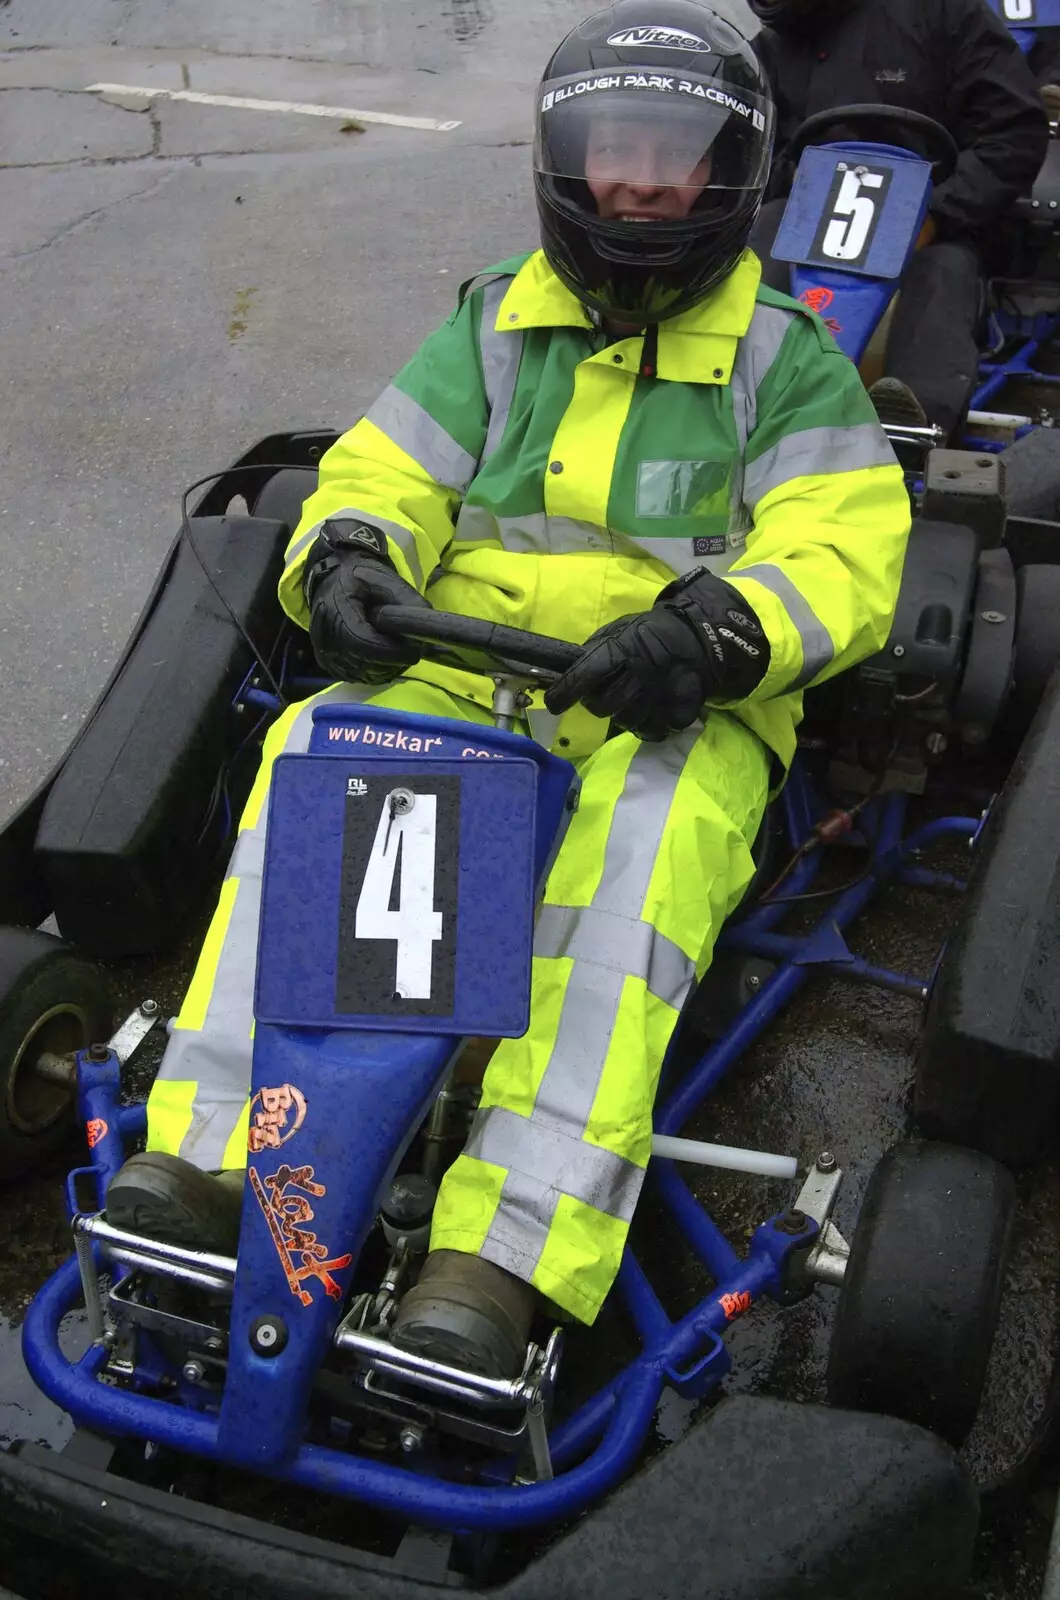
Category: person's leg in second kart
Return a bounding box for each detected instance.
[877,233,983,439]
[108,1,912,1380]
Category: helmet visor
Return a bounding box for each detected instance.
[534,69,773,200]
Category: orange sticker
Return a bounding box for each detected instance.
[719,1289,753,1321]
[249,1162,353,1308]
[799,286,835,314]
[247,1083,307,1153]
[86,1118,108,1149]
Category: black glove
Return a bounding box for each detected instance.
[303,518,430,685]
[545,568,770,741]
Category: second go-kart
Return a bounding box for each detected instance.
[770,92,1060,469]
[3,437,1060,1598]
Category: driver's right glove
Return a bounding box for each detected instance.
[303,517,430,685]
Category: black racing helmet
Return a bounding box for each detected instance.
[534,0,774,325]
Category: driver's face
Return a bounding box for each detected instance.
[585,118,713,220]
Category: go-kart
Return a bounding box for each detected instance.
[4,438,1060,1597]
[770,97,1060,469]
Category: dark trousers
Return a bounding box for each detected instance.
[747,199,982,439]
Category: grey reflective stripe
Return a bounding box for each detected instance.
[478,277,521,466]
[626,534,736,580]
[729,301,795,452]
[735,562,835,691]
[743,422,895,507]
[453,505,612,555]
[284,522,324,570]
[478,729,699,1277]
[535,904,696,1010]
[155,683,374,1170]
[479,969,647,1279]
[461,269,509,300]
[285,509,424,590]
[729,301,795,532]
[594,726,699,916]
[469,1105,640,1220]
[454,507,728,575]
[364,385,477,494]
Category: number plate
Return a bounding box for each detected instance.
[773,147,932,280]
[255,756,540,1037]
[988,0,1060,26]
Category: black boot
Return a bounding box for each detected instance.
[106,1151,244,1255]
[390,1249,537,1379]
[868,376,928,429]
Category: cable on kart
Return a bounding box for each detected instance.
[179,464,309,709]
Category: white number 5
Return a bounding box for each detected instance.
[1003,0,1034,20]
[822,168,884,262]
[356,795,443,998]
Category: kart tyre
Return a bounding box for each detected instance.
[1011,564,1060,735]
[1000,428,1060,521]
[0,927,112,1180]
[827,1140,1014,1446]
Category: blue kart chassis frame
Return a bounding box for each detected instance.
[21,726,978,1534]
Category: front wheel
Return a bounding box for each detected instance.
[0,927,112,1180]
[827,1140,1014,1445]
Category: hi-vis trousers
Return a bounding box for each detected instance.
[146,678,770,1324]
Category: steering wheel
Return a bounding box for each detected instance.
[373,605,581,681]
[788,104,959,183]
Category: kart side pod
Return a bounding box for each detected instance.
[916,666,1060,1161]
[34,514,290,959]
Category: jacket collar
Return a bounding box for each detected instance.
[496,248,763,384]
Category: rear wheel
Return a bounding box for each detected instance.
[827,1140,1014,1445]
[1001,428,1060,521]
[0,928,112,1180]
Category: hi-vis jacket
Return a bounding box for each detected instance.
[281,247,911,765]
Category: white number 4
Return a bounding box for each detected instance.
[1003,0,1034,19]
[356,795,443,999]
[822,168,884,262]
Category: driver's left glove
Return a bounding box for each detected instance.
[544,568,770,741]
[303,517,430,685]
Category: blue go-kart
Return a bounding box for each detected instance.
[4,430,1060,1597]
[771,88,1060,473]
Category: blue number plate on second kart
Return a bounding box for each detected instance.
[987,0,1060,27]
[254,754,540,1037]
[773,146,932,280]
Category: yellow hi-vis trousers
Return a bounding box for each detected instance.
[146,678,770,1324]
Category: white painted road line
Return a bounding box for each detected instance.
[85,84,461,133]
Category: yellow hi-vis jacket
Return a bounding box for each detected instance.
[280,247,911,765]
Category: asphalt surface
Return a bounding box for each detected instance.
[1,3,1058,1598]
[0,0,756,820]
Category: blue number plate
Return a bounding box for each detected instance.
[255,754,540,1037]
[773,146,932,280]
[987,0,1060,27]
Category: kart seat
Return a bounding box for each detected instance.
[252,467,319,537]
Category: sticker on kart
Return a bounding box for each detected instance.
[255,751,540,1037]
[773,146,932,279]
[249,1161,353,1307]
[248,1083,307,1153]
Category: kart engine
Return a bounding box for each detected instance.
[803,450,1016,793]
